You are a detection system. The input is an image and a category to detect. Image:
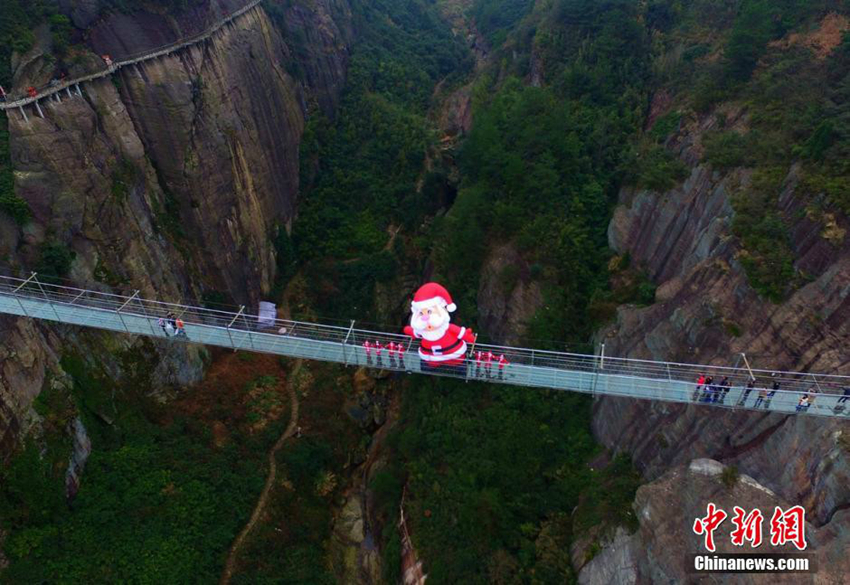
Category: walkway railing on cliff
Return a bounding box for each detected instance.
[1,272,848,418]
[0,0,264,114]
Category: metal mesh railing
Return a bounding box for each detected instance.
[1,272,848,418]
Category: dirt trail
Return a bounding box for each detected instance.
[220,362,302,585]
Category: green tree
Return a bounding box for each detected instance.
[725,0,774,81]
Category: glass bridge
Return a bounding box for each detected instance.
[0,272,848,419]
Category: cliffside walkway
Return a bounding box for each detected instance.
[0,0,263,120]
[1,272,848,418]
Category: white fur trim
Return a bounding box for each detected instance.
[447,303,457,312]
[411,296,447,311]
[457,327,466,339]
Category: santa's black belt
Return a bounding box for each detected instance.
[422,338,464,355]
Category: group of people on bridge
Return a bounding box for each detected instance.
[158,313,188,339]
[363,340,407,368]
[362,340,511,379]
[694,375,734,404]
[696,373,850,414]
[473,351,510,380]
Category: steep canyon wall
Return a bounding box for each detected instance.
[0,0,352,458]
[581,102,850,583]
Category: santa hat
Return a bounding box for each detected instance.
[411,282,456,312]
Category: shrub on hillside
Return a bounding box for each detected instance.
[635,144,690,191]
[703,131,752,169]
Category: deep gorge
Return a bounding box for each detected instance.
[0,0,848,583]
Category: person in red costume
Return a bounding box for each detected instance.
[403,282,475,371]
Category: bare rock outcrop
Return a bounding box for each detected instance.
[477,243,543,345]
[271,0,353,114]
[64,416,92,500]
[57,0,105,30]
[0,316,61,460]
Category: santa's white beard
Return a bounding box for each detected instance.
[411,317,450,341]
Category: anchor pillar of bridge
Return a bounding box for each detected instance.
[65,87,72,99]
[18,106,28,123]
[34,101,44,118]
[75,84,82,97]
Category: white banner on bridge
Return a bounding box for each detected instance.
[257,302,276,328]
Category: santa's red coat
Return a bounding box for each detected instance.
[403,323,475,366]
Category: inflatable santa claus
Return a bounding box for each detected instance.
[403,282,475,369]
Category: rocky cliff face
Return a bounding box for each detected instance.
[0,0,352,463]
[0,317,62,460]
[477,243,543,345]
[585,103,850,578]
[269,0,353,114]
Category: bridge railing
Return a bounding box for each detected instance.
[0,272,848,417]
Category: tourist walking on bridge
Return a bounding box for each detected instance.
[175,316,188,339]
[497,354,509,380]
[717,377,731,404]
[765,378,780,407]
[158,317,173,337]
[483,351,494,379]
[374,341,384,367]
[738,378,756,406]
[397,342,406,368]
[694,374,706,401]
[796,391,812,412]
[754,386,769,409]
[701,376,715,403]
[835,387,850,414]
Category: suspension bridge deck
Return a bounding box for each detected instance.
[0,273,848,418]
